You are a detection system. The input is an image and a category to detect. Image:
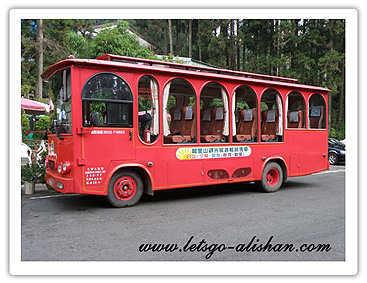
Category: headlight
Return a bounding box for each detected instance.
[340,151,346,155]
[58,162,71,174]
[61,161,71,174]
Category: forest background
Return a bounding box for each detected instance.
[21,19,345,139]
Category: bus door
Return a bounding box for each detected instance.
[79,127,136,193]
[79,72,136,193]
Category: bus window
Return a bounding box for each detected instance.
[163,79,196,144]
[286,91,306,129]
[200,82,229,143]
[49,68,72,133]
[309,93,326,129]
[261,88,283,142]
[82,73,133,127]
[138,76,159,144]
[232,85,258,143]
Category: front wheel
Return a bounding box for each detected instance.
[258,162,284,193]
[107,170,143,208]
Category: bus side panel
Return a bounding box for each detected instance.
[285,130,328,176]
[203,158,254,183]
[167,160,203,188]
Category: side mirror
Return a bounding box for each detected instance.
[90,112,100,127]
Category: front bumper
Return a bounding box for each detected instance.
[46,169,75,194]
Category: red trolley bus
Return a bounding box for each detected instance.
[42,54,330,207]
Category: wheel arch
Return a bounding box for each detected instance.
[105,163,154,196]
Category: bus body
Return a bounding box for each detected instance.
[42,54,330,207]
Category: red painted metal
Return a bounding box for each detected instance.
[113,176,137,200]
[266,168,280,187]
[42,54,330,202]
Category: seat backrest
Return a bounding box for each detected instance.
[209,107,224,137]
[309,106,324,128]
[200,109,212,135]
[287,110,304,128]
[169,108,183,134]
[237,108,257,138]
[179,106,195,138]
[261,109,279,136]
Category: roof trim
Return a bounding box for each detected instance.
[41,55,331,93]
[97,54,298,83]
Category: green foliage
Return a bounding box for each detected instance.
[21,85,34,97]
[90,21,157,59]
[66,31,91,58]
[210,98,223,108]
[35,116,50,131]
[21,162,45,183]
[89,101,107,124]
[22,18,345,139]
[21,113,30,132]
[236,101,249,111]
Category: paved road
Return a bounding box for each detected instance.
[21,165,345,261]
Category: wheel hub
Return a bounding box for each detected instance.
[114,177,136,200]
[266,168,280,186]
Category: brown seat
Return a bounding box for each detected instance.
[261,109,279,142]
[201,107,225,142]
[164,108,183,143]
[287,110,304,128]
[166,106,196,143]
[309,106,324,129]
[235,108,257,142]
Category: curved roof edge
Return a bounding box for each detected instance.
[41,56,331,93]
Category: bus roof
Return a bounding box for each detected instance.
[41,54,331,93]
[97,54,298,83]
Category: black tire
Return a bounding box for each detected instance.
[46,184,57,192]
[328,152,339,165]
[258,162,283,193]
[107,170,143,208]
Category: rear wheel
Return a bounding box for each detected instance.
[259,162,283,193]
[107,170,143,208]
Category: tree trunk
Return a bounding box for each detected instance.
[164,26,168,55]
[328,20,335,136]
[188,19,192,58]
[229,19,235,70]
[35,19,43,99]
[168,19,173,55]
[236,20,241,71]
[198,20,202,61]
[338,62,345,123]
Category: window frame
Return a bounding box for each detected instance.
[285,91,306,130]
[81,72,134,128]
[232,84,258,143]
[260,88,284,143]
[199,81,230,144]
[308,93,327,130]
[137,74,160,145]
[162,77,197,145]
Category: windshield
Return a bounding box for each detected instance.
[49,68,72,133]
